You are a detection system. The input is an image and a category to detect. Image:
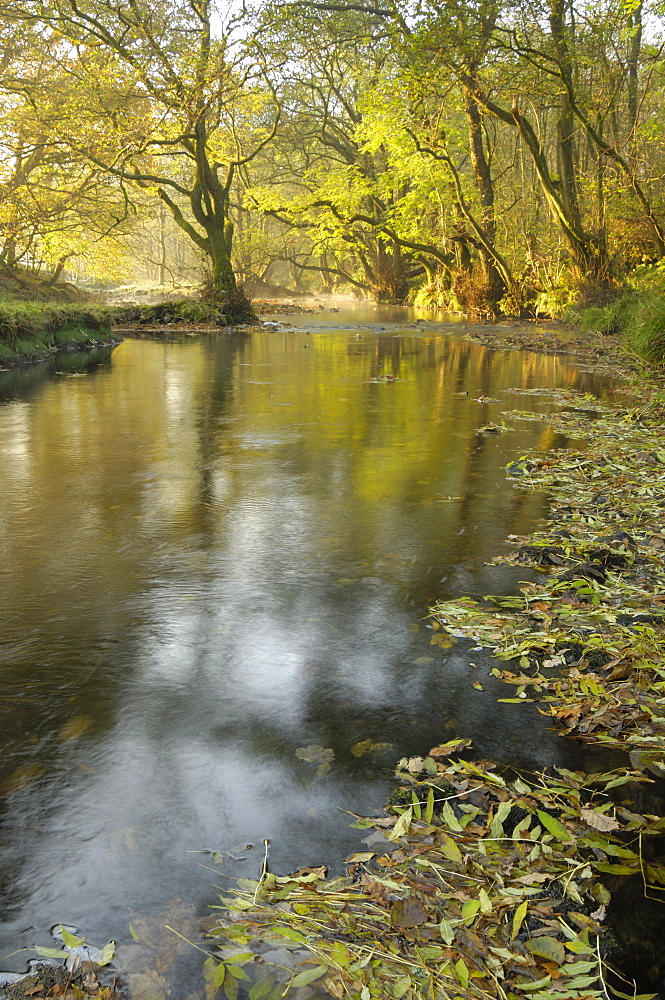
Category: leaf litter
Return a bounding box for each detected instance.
[201,381,665,1000]
[205,741,662,1000]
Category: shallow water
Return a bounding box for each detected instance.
[0,307,619,981]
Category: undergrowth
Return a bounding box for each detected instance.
[569,263,665,364]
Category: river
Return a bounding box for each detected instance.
[0,304,619,989]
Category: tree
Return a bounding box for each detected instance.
[254,0,665,312]
[0,15,139,284]
[3,0,280,309]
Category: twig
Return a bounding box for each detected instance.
[253,839,270,905]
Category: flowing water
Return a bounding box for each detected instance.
[0,305,620,985]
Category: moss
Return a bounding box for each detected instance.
[0,300,117,366]
[115,293,256,327]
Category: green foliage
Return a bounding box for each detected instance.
[623,293,665,363]
[533,285,577,319]
[570,269,665,363]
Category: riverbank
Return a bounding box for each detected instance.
[202,367,665,1000]
[0,300,119,368]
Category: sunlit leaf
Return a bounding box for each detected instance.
[99,940,116,966]
[389,806,413,841]
[438,834,463,863]
[60,926,85,949]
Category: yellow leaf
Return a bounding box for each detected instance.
[511,900,528,940]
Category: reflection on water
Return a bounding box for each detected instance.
[0,310,617,978]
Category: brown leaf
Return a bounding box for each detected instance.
[580,807,620,832]
[390,897,429,928]
[607,662,633,681]
[323,976,344,999]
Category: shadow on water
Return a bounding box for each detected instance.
[0,309,625,988]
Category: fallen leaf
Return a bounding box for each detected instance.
[526,936,565,964]
[390,897,429,928]
[351,739,393,757]
[580,808,620,832]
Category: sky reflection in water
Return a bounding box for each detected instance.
[0,308,619,973]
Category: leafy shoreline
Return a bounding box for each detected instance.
[201,369,665,1000]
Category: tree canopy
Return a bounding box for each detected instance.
[1,0,665,313]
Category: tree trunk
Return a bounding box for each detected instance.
[207,222,237,296]
[465,92,506,311]
[549,0,583,231]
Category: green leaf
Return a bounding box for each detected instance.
[60,926,85,949]
[526,936,565,965]
[442,800,463,832]
[439,834,462,864]
[514,975,552,991]
[511,900,528,940]
[536,809,575,842]
[99,941,116,966]
[565,931,595,955]
[461,899,481,924]
[226,965,249,980]
[224,974,239,1000]
[454,958,469,987]
[563,960,597,975]
[290,965,328,987]
[490,800,512,836]
[439,919,455,945]
[249,979,280,1000]
[389,806,413,841]
[269,926,307,943]
[34,946,67,960]
[425,787,435,825]
[393,974,412,998]
[594,862,639,875]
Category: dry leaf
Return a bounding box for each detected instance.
[390,896,429,928]
[580,807,620,832]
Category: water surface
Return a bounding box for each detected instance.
[0,307,617,979]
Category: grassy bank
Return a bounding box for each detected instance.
[0,299,118,366]
[201,379,665,1000]
[570,263,665,365]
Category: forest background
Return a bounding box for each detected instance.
[1,0,665,333]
